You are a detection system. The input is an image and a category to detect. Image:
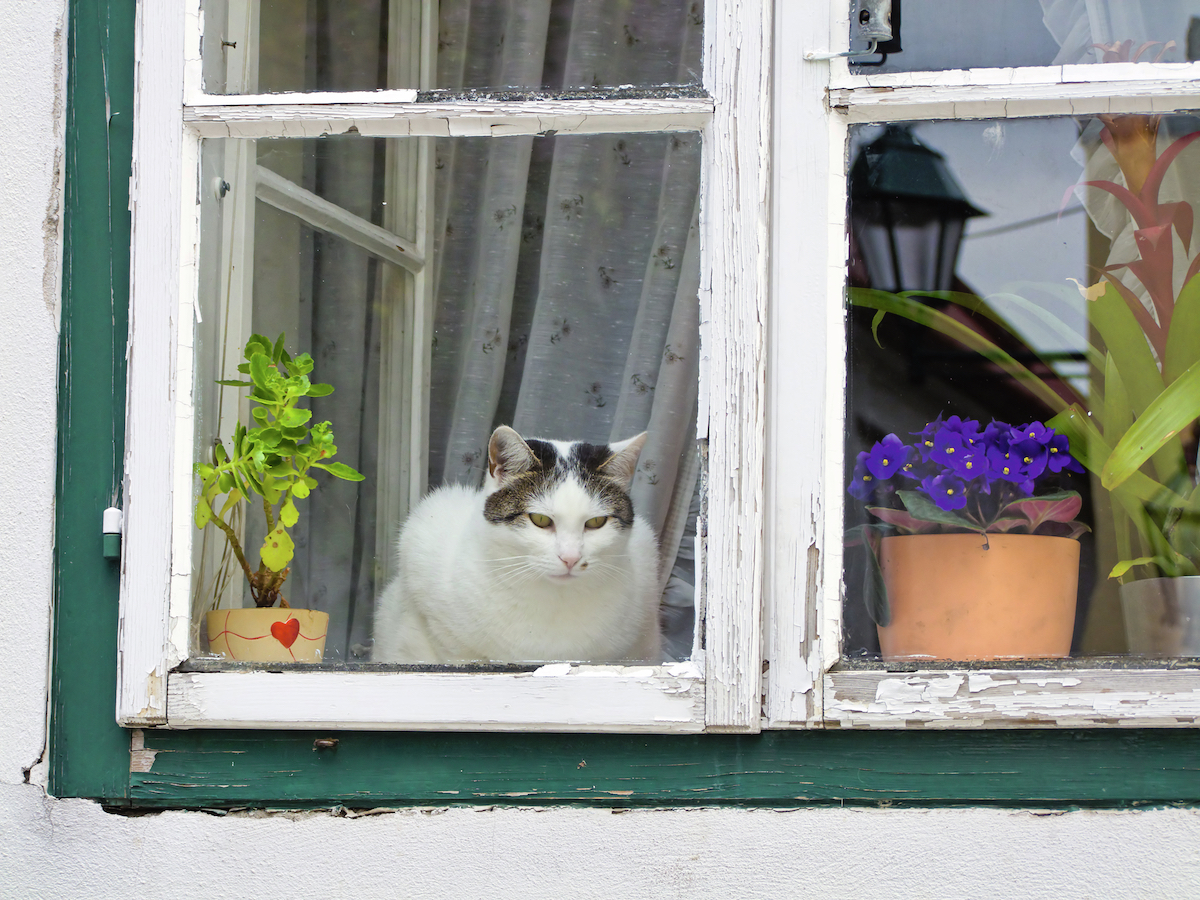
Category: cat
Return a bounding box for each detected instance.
[372,425,663,664]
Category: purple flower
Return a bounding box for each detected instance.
[947,446,990,486]
[921,471,968,511]
[1046,433,1084,473]
[910,417,942,460]
[1016,421,1052,444]
[1012,437,1049,480]
[929,428,965,467]
[848,451,877,502]
[865,434,910,480]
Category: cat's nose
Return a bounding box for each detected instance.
[559,552,582,572]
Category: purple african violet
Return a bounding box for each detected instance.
[848,415,1088,537]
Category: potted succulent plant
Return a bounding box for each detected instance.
[847,415,1089,660]
[850,121,1200,656]
[194,333,364,662]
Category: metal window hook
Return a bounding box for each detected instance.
[806,0,895,62]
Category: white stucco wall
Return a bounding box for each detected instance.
[2,3,1199,898]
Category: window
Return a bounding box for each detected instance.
[53,0,1200,808]
[114,0,1200,739]
[764,0,1200,728]
[116,0,768,732]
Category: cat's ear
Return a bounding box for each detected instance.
[488,425,537,486]
[599,432,647,489]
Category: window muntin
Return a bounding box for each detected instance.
[200,0,704,95]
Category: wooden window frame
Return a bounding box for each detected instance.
[116,0,770,733]
[51,0,1200,808]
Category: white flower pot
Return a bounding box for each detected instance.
[1120,576,1200,657]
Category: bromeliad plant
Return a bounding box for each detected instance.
[847,415,1088,625]
[194,333,364,608]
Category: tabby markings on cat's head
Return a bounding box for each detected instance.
[482,425,644,529]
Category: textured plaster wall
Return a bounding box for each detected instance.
[2,3,1200,898]
[0,1,67,787]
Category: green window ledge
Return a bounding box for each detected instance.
[52,0,1200,809]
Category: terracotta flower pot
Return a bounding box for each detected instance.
[206,608,329,663]
[877,533,1079,661]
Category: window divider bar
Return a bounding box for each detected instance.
[831,77,1200,124]
[701,0,771,734]
[183,98,714,139]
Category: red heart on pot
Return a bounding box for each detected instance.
[270,617,300,649]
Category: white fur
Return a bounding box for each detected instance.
[373,478,662,664]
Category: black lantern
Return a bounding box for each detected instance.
[849,125,985,293]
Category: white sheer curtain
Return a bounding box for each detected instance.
[233,0,704,661]
[1039,0,1195,63]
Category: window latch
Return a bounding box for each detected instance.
[806,0,894,61]
[102,506,123,559]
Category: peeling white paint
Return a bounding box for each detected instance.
[969,674,1019,693]
[876,675,965,705]
[827,669,1200,728]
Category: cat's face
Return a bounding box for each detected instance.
[481,427,648,582]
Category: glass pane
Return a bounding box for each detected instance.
[192,131,702,666]
[849,0,1200,74]
[201,0,702,94]
[844,113,1200,662]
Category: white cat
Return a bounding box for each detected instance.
[372,425,662,664]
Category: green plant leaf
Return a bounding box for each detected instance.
[314,461,366,481]
[306,382,334,397]
[194,494,212,529]
[844,523,890,626]
[281,408,312,427]
[849,289,1072,414]
[1109,556,1165,580]
[1165,273,1200,385]
[1090,281,1184,481]
[251,406,269,423]
[272,332,287,364]
[865,506,939,533]
[244,334,271,359]
[217,471,234,494]
[291,353,314,376]
[1046,406,1179,505]
[280,496,299,527]
[1102,358,1200,490]
[249,351,271,389]
[291,480,310,499]
[1102,351,1133,443]
[215,379,253,387]
[259,526,295,572]
[895,490,985,532]
[998,490,1083,533]
[219,489,242,518]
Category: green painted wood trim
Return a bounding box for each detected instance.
[49,0,1200,810]
[49,0,136,801]
[131,728,1200,807]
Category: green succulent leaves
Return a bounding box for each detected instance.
[194,333,365,607]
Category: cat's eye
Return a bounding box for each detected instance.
[528,513,553,528]
[584,516,608,529]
